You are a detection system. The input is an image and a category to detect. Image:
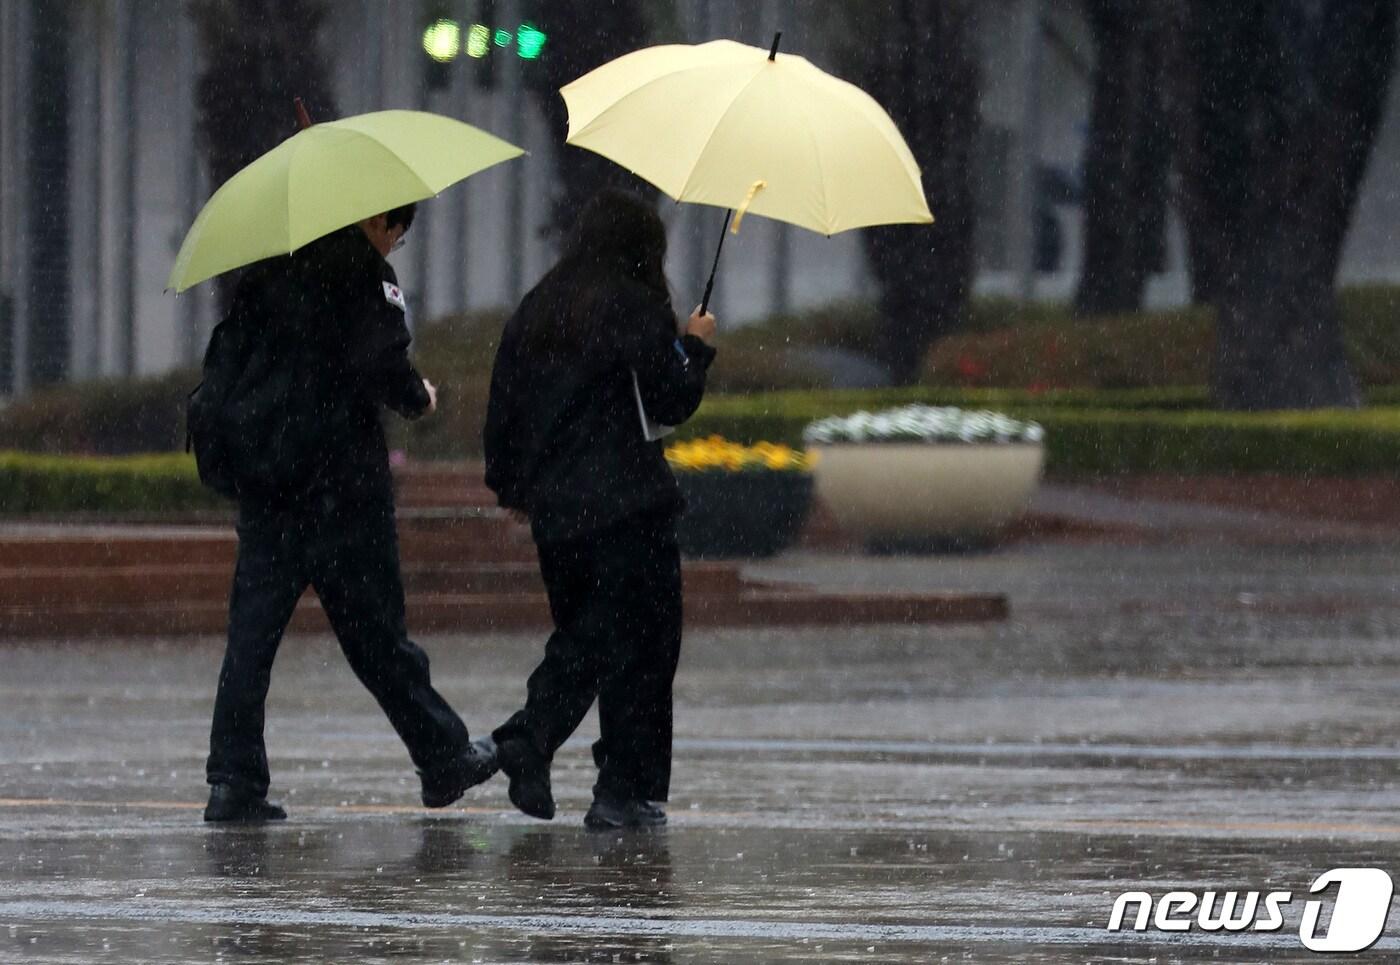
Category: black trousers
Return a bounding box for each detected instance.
[206,496,470,797]
[493,508,684,802]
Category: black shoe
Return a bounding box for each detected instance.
[631,800,667,825]
[496,737,555,820]
[420,738,500,808]
[584,795,667,831]
[203,783,287,823]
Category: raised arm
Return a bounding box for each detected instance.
[613,282,717,427]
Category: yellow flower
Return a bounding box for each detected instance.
[664,435,812,474]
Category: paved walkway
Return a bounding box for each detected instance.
[1033,483,1399,544]
[4,540,1400,961]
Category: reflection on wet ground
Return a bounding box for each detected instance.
[3,542,1400,961]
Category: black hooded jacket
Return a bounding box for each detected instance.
[223,226,430,511]
[483,277,716,544]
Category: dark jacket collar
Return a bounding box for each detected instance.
[293,224,384,278]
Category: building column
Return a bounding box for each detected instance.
[116,0,137,374]
[1008,0,1046,303]
[176,0,206,365]
[0,0,30,395]
[450,0,474,314]
[25,0,73,389]
[502,0,525,306]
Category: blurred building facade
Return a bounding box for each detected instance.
[4,0,1400,397]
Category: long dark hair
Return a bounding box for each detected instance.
[517,189,670,358]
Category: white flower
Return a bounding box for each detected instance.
[803,405,1044,445]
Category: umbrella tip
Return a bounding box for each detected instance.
[768,32,782,61]
[294,97,313,130]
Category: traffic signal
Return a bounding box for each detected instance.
[422,19,461,63]
[420,2,457,91]
[418,4,548,92]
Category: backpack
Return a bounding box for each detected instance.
[186,273,344,501]
[185,314,246,499]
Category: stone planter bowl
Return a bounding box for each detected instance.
[811,441,1045,550]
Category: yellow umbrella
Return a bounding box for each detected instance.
[562,35,933,309]
[168,109,523,293]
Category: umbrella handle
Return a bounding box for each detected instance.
[699,209,732,317]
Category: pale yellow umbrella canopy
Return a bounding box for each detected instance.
[561,38,933,237]
[168,109,524,293]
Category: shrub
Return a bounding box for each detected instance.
[927,308,1216,389]
[0,370,195,454]
[0,451,221,513]
[925,285,1400,390]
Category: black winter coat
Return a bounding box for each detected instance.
[227,227,430,512]
[483,278,716,544]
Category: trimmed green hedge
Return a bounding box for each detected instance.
[1034,408,1400,475]
[680,391,1400,476]
[0,451,221,513]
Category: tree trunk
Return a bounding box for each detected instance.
[191,0,339,315]
[1168,0,1396,409]
[1074,0,1169,317]
[846,0,979,386]
[530,0,656,238]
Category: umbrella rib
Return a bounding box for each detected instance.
[566,47,756,137]
[795,82,833,235]
[571,62,730,141]
[285,130,436,250]
[671,61,773,203]
[804,83,932,234]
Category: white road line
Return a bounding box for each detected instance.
[671,737,1400,762]
[2,898,1395,950]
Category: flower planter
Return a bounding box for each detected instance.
[810,441,1044,549]
[675,470,814,559]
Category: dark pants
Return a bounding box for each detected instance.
[493,509,683,802]
[206,496,470,797]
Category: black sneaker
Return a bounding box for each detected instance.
[496,737,555,820]
[203,783,287,823]
[584,796,667,831]
[420,738,500,808]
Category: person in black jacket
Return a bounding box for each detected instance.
[203,205,496,822]
[483,189,717,830]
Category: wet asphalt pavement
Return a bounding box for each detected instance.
[3,540,1400,962]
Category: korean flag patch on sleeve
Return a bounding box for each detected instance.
[382,281,407,311]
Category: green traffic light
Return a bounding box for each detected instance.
[517,22,547,59]
[493,28,512,47]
